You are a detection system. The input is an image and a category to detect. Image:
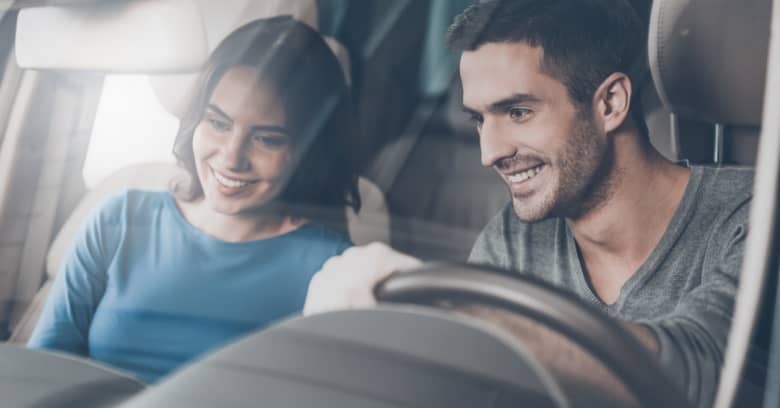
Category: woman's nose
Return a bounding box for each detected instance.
[219,131,250,172]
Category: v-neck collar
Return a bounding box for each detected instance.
[566,166,704,312]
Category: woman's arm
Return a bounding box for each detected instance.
[27,195,123,355]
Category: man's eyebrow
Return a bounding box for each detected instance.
[488,94,542,113]
[462,106,481,116]
[463,94,542,115]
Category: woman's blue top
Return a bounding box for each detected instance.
[27,189,351,383]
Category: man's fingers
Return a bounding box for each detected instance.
[303,243,423,316]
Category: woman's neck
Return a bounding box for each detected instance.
[175,198,305,242]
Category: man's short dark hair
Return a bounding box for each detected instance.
[447,0,647,113]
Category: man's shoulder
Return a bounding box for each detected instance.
[695,165,753,200]
[691,165,753,220]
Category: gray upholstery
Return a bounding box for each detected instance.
[649,0,771,126]
[0,344,145,407]
[120,308,566,407]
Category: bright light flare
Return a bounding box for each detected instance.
[82,75,180,188]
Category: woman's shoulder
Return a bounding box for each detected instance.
[91,189,173,223]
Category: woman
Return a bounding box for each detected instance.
[27,17,360,383]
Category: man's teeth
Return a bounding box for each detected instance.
[213,170,253,188]
[507,165,544,183]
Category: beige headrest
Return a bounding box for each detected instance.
[150,35,351,120]
[148,1,356,120]
[648,0,771,126]
[16,0,209,73]
[15,0,319,73]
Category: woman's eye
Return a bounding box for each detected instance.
[252,134,289,149]
[509,107,532,121]
[206,117,231,132]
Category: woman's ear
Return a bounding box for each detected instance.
[593,72,632,133]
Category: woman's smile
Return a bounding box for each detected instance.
[210,166,260,189]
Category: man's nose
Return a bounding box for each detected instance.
[479,120,517,167]
[219,130,250,171]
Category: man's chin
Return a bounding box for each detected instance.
[511,198,552,223]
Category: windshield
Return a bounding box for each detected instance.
[0,1,775,408]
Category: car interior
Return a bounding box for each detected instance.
[0,0,778,407]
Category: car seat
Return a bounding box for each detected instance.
[8,0,390,345]
[648,0,774,406]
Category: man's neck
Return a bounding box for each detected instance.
[567,133,691,303]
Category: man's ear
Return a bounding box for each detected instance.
[593,73,632,133]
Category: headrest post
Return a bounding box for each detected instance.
[713,124,726,164]
[669,113,681,160]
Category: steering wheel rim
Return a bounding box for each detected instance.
[374,262,690,408]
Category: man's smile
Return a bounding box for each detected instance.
[506,163,545,184]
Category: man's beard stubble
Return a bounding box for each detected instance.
[511,111,618,221]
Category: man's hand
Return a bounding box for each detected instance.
[303,242,423,315]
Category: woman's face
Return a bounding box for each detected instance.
[192,65,293,216]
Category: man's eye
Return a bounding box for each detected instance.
[469,113,484,129]
[509,107,532,121]
[206,117,231,132]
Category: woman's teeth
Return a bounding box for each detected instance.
[507,165,544,183]
[213,169,254,188]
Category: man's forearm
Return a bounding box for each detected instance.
[624,322,660,354]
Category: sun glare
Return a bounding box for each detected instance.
[82,75,180,188]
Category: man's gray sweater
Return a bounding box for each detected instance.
[469,166,754,407]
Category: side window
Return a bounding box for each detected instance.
[82,75,179,188]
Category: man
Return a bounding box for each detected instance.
[304,1,753,406]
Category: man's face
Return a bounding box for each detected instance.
[460,42,611,221]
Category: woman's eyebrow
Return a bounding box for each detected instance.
[207,104,288,135]
[250,125,289,135]
[206,104,231,120]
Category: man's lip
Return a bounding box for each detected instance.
[500,162,546,177]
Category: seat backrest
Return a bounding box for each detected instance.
[9,0,390,344]
[648,0,773,406]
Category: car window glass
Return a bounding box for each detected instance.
[82,75,178,188]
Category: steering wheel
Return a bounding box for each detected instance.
[374,262,691,408]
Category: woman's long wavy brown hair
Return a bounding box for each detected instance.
[172,16,361,216]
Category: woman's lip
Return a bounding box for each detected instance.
[209,167,261,192]
[209,166,259,183]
